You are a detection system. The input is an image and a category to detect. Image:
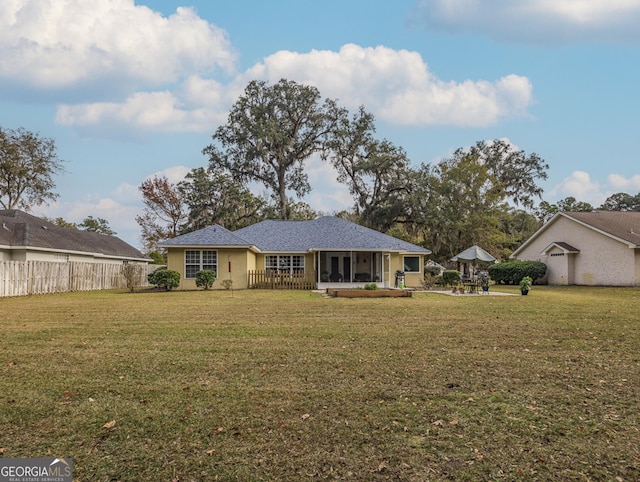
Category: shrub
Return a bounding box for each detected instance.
[148,268,180,290]
[441,270,461,287]
[364,283,378,290]
[147,268,161,287]
[221,279,233,290]
[421,273,437,290]
[519,276,533,292]
[195,270,217,290]
[488,260,546,285]
[121,264,141,293]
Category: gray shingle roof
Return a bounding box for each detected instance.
[160,224,254,248]
[0,210,147,260]
[162,216,431,254]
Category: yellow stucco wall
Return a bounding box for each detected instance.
[167,248,425,289]
[166,248,256,290]
[402,255,423,288]
[387,253,423,288]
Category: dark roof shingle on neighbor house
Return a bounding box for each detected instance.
[0,210,147,260]
[161,216,431,254]
[563,211,640,246]
[511,210,640,259]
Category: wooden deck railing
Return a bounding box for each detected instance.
[248,270,316,290]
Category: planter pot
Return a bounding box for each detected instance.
[521,289,529,295]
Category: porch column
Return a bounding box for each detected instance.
[385,253,391,288]
[350,250,354,282]
[315,251,321,285]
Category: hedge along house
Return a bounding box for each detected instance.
[510,211,640,286]
[160,216,432,290]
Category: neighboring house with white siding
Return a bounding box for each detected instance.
[510,211,640,286]
[0,210,148,264]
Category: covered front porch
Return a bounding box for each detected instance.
[314,250,394,289]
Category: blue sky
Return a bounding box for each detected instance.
[1,0,639,248]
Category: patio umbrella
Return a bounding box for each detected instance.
[451,245,496,264]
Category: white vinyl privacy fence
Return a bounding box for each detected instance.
[0,261,158,297]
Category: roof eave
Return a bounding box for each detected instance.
[1,244,148,261]
[511,212,564,258]
[162,243,261,253]
[307,247,430,254]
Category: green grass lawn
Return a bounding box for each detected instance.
[1,287,639,481]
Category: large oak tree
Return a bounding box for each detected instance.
[325,107,414,232]
[177,167,267,231]
[409,140,548,260]
[203,79,342,219]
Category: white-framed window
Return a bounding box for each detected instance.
[292,255,304,273]
[53,253,69,262]
[265,255,278,273]
[403,256,421,273]
[265,255,305,273]
[185,250,218,279]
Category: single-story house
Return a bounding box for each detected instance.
[160,216,432,290]
[510,211,640,286]
[0,209,148,264]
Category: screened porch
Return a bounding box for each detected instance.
[315,251,391,289]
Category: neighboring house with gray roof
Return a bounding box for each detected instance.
[510,211,640,286]
[0,210,148,264]
[160,216,431,290]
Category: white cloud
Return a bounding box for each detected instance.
[59,43,532,134]
[145,165,193,185]
[112,182,140,204]
[548,171,604,204]
[55,77,235,134]
[607,173,640,192]
[246,44,533,127]
[547,170,640,207]
[0,0,236,90]
[410,0,640,43]
[9,2,533,134]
